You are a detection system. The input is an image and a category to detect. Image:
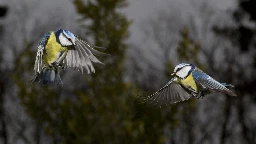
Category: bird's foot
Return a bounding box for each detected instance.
[193,92,205,99]
[58,63,65,69]
[51,62,65,69]
[51,62,58,68]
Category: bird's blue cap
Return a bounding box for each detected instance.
[55,29,75,38]
[63,29,76,39]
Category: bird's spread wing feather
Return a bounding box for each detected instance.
[137,78,191,107]
[65,37,108,74]
[34,32,50,73]
[192,69,237,96]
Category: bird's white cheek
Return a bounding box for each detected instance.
[71,38,76,45]
[176,70,188,79]
[59,33,72,46]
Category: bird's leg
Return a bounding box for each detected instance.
[189,88,205,99]
[55,51,66,65]
[51,62,58,68]
[191,92,201,99]
[201,87,210,97]
[53,51,67,69]
[187,86,201,99]
[191,92,198,98]
[51,61,65,70]
[57,62,65,69]
[50,62,62,71]
[195,88,210,99]
[195,92,205,99]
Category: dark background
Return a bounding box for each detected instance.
[0,0,255,143]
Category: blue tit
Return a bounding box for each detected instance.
[31,29,108,85]
[137,63,237,107]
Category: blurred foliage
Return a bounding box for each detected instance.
[0,6,7,18]
[212,0,256,143]
[177,27,201,67]
[165,27,202,77]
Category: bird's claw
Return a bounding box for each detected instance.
[51,62,58,67]
[196,93,205,99]
[57,63,65,69]
[51,62,65,69]
[192,92,205,99]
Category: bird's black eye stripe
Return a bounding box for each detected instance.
[63,33,72,41]
[65,37,71,41]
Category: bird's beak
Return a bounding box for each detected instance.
[171,73,175,76]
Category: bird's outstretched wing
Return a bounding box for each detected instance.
[192,69,237,96]
[136,78,192,107]
[64,37,109,74]
[34,32,51,73]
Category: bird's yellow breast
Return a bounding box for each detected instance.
[179,73,198,92]
[43,32,68,66]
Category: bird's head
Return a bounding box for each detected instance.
[56,29,76,46]
[171,63,195,79]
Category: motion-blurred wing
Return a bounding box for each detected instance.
[192,69,237,96]
[34,32,50,73]
[64,37,109,74]
[137,78,192,107]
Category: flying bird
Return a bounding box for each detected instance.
[31,29,108,85]
[137,63,237,107]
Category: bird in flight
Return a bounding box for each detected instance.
[31,29,108,85]
[137,63,237,107]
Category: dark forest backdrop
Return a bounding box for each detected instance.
[0,0,255,144]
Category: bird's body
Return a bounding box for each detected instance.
[178,72,198,93]
[43,31,68,66]
[31,29,108,85]
[137,63,236,107]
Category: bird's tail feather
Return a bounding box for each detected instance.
[31,68,63,85]
[220,83,237,96]
[221,83,234,87]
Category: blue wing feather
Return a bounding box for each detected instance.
[192,69,237,96]
[38,32,50,47]
[34,32,51,73]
